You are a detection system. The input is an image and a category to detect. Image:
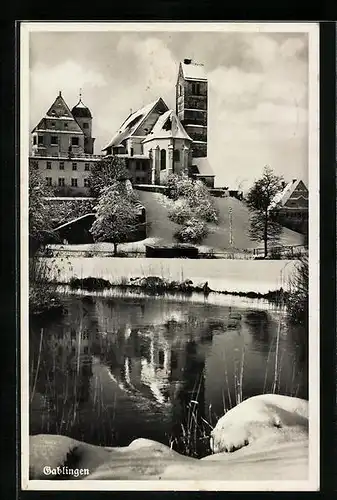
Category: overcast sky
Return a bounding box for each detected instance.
[29,29,309,190]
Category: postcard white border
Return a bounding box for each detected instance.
[20,21,320,492]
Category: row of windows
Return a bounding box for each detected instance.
[45,177,90,188]
[33,135,81,147]
[33,161,91,171]
[48,120,89,129]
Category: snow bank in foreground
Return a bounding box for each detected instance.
[210,394,308,455]
[29,395,309,485]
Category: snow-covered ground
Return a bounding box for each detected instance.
[28,395,314,488]
[43,257,298,294]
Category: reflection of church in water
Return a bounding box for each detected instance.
[93,300,206,417]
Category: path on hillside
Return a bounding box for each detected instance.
[136,190,303,252]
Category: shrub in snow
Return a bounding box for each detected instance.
[174,218,209,244]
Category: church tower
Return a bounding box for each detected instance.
[176,58,208,158]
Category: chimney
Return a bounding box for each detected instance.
[184,58,192,64]
[292,178,297,183]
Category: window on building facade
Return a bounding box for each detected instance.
[59,162,64,170]
[160,149,166,171]
[84,178,90,187]
[130,147,134,157]
[51,136,58,145]
[179,84,182,96]
[58,178,65,187]
[64,123,68,128]
[84,163,90,171]
[83,123,89,129]
[173,149,180,162]
[45,177,52,186]
[71,178,78,187]
[192,82,201,95]
[38,135,44,146]
[136,161,141,171]
[33,136,37,145]
[72,163,77,171]
[51,122,56,127]
[71,137,79,146]
[46,161,52,169]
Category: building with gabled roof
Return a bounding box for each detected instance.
[270,178,308,234]
[30,91,101,196]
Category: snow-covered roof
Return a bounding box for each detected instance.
[270,179,306,209]
[52,213,96,231]
[102,98,168,151]
[142,109,192,143]
[190,157,214,177]
[181,60,207,81]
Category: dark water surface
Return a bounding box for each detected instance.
[29,292,308,456]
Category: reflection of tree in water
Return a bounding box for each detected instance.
[245,310,271,348]
[170,339,207,457]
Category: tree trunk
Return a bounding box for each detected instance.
[113,243,118,256]
[264,211,268,258]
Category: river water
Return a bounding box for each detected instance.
[29,290,307,457]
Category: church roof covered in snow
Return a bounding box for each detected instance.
[142,109,193,143]
[102,98,169,151]
[180,59,207,81]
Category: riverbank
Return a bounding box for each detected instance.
[38,257,298,294]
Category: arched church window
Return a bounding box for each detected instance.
[160,149,166,171]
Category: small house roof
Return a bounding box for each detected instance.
[270,179,307,209]
[52,213,96,232]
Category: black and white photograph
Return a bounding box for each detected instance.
[21,22,319,491]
